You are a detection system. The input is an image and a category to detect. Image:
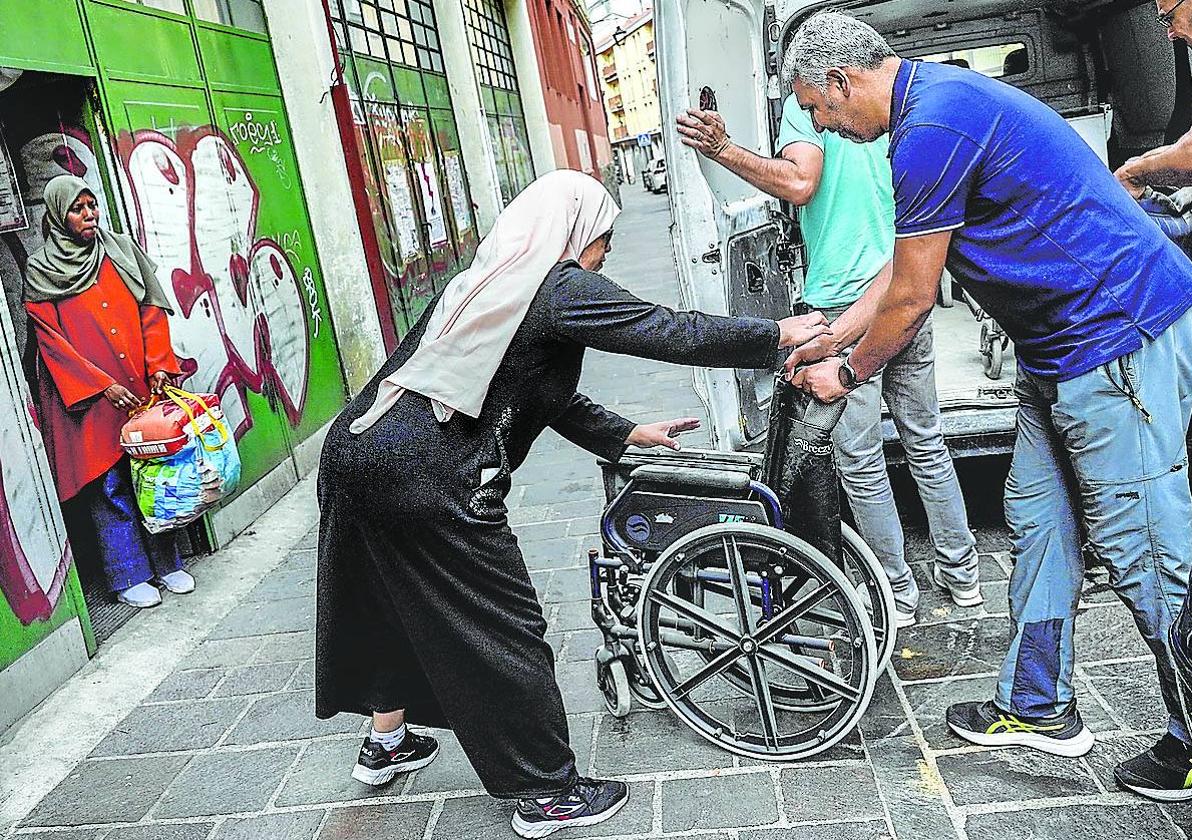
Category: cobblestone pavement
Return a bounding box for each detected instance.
[9,190,1189,840]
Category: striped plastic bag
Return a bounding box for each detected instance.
[128,387,242,533]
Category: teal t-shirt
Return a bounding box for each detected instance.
[775,94,895,309]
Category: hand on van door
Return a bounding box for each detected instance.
[676,109,732,159]
[626,417,702,450]
[777,312,832,349]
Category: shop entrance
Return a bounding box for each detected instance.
[0,69,208,642]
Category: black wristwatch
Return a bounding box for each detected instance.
[838,357,862,390]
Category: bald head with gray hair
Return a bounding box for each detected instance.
[781,10,895,92]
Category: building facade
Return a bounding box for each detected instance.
[524,0,616,193]
[594,7,661,184]
[0,0,354,730]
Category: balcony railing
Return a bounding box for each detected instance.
[612,124,629,141]
[602,63,618,80]
[646,39,654,58]
[608,94,624,112]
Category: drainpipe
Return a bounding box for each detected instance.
[318,0,400,354]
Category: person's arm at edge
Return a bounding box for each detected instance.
[676,108,824,206]
[713,142,824,206]
[1115,129,1192,195]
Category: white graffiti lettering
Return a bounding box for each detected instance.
[228,111,283,155]
[303,267,322,339]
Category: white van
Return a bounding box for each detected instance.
[656,0,1188,458]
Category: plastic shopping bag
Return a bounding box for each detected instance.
[127,387,242,533]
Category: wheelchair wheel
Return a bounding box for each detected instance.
[841,523,897,671]
[597,658,631,718]
[637,523,876,762]
[694,523,895,709]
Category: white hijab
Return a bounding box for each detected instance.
[350,169,620,434]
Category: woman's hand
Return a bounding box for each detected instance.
[776,313,832,348]
[626,417,701,450]
[104,384,143,413]
[149,371,174,395]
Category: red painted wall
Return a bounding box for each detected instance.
[525,0,613,182]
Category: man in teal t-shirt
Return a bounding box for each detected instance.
[775,94,894,308]
[676,94,978,626]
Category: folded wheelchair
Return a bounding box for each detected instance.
[588,377,896,762]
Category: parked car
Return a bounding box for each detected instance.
[642,158,668,193]
[656,0,1187,459]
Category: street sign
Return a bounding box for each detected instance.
[636,133,651,147]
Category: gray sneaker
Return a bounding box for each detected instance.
[933,565,983,608]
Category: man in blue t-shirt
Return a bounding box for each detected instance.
[784,10,1192,802]
[675,94,981,629]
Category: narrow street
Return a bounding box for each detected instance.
[2,188,1185,840]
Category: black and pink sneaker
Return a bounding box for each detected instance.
[350,730,439,786]
[511,777,629,838]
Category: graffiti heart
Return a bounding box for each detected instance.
[120,127,310,436]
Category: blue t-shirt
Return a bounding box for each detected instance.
[889,59,1192,380]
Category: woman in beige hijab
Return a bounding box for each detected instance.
[314,170,827,838]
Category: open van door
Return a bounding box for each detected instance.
[656,0,798,450]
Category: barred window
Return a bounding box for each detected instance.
[464,0,520,91]
[330,0,445,73]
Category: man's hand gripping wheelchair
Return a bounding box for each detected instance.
[588,375,897,762]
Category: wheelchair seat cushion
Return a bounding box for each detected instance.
[629,464,752,493]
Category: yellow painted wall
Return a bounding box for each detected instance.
[597,18,659,143]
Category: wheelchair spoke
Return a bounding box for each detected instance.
[801,606,848,632]
[671,646,743,700]
[745,653,780,750]
[724,536,758,635]
[648,589,741,643]
[755,583,835,646]
[781,572,813,602]
[757,643,863,704]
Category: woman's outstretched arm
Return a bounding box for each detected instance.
[547,264,783,370]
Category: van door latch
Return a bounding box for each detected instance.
[701,247,721,264]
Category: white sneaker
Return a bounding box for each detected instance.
[158,570,196,594]
[894,607,917,629]
[117,582,162,608]
[933,565,983,608]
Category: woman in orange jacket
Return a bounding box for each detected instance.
[25,174,192,609]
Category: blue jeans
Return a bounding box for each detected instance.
[64,458,183,593]
[829,311,979,612]
[997,306,1192,742]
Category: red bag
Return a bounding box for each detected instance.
[120,388,227,460]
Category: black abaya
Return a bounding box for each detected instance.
[315,260,779,798]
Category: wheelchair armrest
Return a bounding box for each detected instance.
[629,464,752,492]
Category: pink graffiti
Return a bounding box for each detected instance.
[0,469,69,625]
[119,127,311,436]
